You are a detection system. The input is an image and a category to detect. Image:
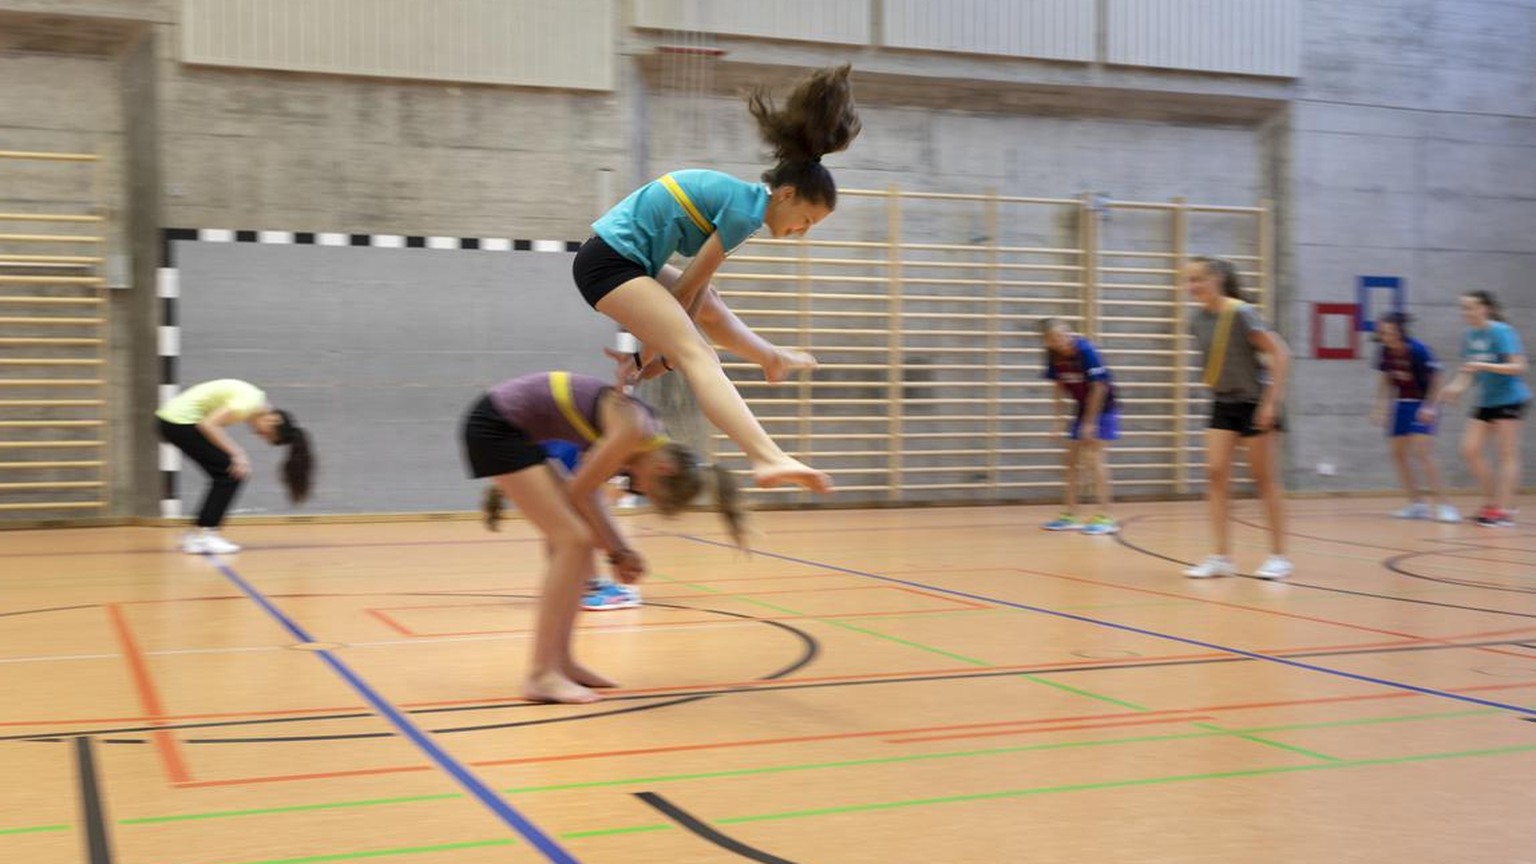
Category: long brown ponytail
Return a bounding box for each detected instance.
[748,64,862,208]
[272,410,313,504]
[649,442,750,552]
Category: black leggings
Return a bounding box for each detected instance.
[158,419,243,528]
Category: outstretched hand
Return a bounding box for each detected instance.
[605,347,643,388]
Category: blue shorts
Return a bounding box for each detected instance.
[1390,400,1435,437]
[540,439,583,472]
[1069,411,1120,442]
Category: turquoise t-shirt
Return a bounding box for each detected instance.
[592,169,769,277]
[1462,320,1532,408]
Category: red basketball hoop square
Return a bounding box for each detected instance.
[1313,302,1358,360]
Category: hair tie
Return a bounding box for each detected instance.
[811,155,821,164]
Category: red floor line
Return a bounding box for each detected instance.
[886,585,990,608]
[161,680,1536,789]
[364,608,416,637]
[5,629,1525,729]
[175,763,437,789]
[376,584,916,613]
[103,604,193,784]
[468,680,1536,769]
[373,604,996,640]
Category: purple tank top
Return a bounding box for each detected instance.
[487,372,658,448]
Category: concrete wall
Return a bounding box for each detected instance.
[1286,0,1536,493]
[3,0,1534,515]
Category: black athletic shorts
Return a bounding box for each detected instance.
[1209,400,1285,437]
[461,395,547,479]
[1473,402,1529,422]
[573,235,648,309]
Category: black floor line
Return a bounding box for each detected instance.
[74,736,114,864]
[1113,517,1536,619]
[1227,514,1536,596]
[635,791,800,864]
[7,636,1527,746]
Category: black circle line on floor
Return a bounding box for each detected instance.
[1112,517,1536,620]
[1225,514,1536,596]
[0,592,818,745]
[6,635,1531,745]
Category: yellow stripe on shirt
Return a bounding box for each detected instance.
[659,173,714,235]
[549,372,601,443]
[1204,298,1246,389]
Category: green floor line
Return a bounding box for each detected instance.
[656,573,1155,710]
[0,824,69,836]
[119,793,464,825]
[711,744,1536,826]
[1016,674,1151,710]
[1190,722,1341,761]
[501,707,1489,796]
[560,823,674,840]
[226,838,516,864]
[654,573,993,666]
[0,710,1497,842]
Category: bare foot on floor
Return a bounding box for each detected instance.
[563,663,618,689]
[522,672,602,704]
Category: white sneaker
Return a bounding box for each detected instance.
[182,531,240,555]
[1254,555,1293,580]
[1393,502,1431,520]
[1435,505,1461,523]
[1183,555,1236,579]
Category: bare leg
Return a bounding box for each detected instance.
[1412,435,1447,506]
[1244,431,1287,556]
[1390,436,1419,504]
[597,277,830,492]
[1493,419,1523,511]
[1461,421,1492,505]
[1089,440,1112,514]
[495,467,603,704]
[1205,429,1240,556]
[1063,440,1080,514]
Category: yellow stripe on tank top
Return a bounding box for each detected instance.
[549,372,601,443]
[1203,298,1246,389]
[659,173,714,235]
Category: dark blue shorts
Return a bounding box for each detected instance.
[1069,411,1120,442]
[1389,400,1435,437]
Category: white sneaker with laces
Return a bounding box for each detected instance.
[1393,502,1431,520]
[1254,555,1293,580]
[1183,555,1236,579]
[182,530,240,555]
[1435,504,1461,524]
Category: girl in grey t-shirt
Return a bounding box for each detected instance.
[1182,257,1293,581]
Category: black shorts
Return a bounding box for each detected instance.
[573,235,648,309]
[461,395,547,479]
[1473,402,1528,422]
[1209,400,1284,437]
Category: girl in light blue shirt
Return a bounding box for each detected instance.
[571,65,861,495]
[1438,290,1530,527]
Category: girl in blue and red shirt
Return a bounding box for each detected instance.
[1370,312,1458,522]
[1040,319,1119,535]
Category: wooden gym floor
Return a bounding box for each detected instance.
[2,496,1534,863]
